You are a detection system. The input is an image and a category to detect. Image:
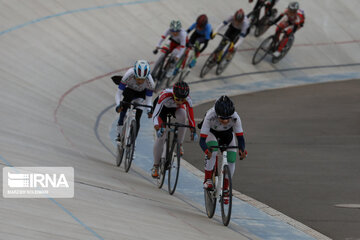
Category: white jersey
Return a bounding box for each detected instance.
[115,68,155,107]
[200,107,243,137]
[157,29,187,58]
[215,15,250,36]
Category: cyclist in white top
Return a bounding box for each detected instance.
[115,60,155,141]
[212,9,250,55]
[199,96,247,203]
[153,20,188,77]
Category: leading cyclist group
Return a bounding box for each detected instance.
[113,0,305,221]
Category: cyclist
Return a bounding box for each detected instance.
[199,95,247,204]
[153,20,188,78]
[249,0,279,20]
[151,81,197,178]
[211,9,250,59]
[269,1,305,57]
[115,60,155,141]
[186,14,213,68]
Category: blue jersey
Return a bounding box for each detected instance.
[188,22,212,40]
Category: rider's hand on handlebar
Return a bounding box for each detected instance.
[205,149,212,159]
[147,111,153,118]
[156,128,165,138]
[191,132,198,141]
[239,150,248,160]
[153,48,158,54]
[211,32,217,39]
[115,104,123,113]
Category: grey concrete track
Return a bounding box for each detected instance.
[183,79,360,240]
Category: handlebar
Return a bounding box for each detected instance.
[209,145,239,150]
[121,101,152,109]
[161,122,195,130]
[215,33,231,42]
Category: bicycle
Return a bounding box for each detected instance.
[156,114,195,195]
[172,41,200,82]
[204,145,239,226]
[200,33,237,78]
[252,24,295,65]
[116,101,152,172]
[247,0,278,37]
[152,47,177,92]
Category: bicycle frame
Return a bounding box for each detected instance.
[214,150,229,200]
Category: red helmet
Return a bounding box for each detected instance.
[196,14,208,29]
[234,9,244,22]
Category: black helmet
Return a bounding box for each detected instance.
[215,95,235,119]
[173,81,190,99]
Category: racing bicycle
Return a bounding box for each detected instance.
[204,145,239,226]
[156,114,195,195]
[152,47,177,92]
[116,101,152,172]
[200,33,237,78]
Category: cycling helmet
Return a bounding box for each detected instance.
[234,9,245,22]
[170,20,182,32]
[215,95,235,119]
[196,14,208,29]
[288,2,299,12]
[173,81,190,99]
[134,60,150,79]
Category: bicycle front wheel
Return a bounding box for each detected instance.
[221,165,232,226]
[216,50,235,75]
[168,142,181,195]
[252,35,274,65]
[116,127,126,167]
[200,52,217,78]
[204,169,217,218]
[157,133,169,189]
[124,120,137,172]
[272,34,294,64]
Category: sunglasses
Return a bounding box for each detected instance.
[174,96,185,102]
[218,116,231,120]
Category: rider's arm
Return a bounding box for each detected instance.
[234,17,250,48]
[184,98,196,128]
[213,16,232,35]
[236,134,245,152]
[293,10,305,33]
[272,12,284,24]
[233,112,245,152]
[199,111,212,153]
[152,91,172,127]
[174,30,187,59]
[157,29,170,48]
[115,68,133,106]
[187,22,196,33]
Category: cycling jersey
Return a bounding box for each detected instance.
[152,88,195,128]
[115,68,155,107]
[187,22,212,40]
[156,29,187,59]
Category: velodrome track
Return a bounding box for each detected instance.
[1,0,359,239]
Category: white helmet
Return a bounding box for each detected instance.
[170,20,182,32]
[134,60,150,79]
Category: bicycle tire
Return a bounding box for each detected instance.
[204,167,217,218]
[220,165,232,226]
[168,141,181,195]
[124,120,137,172]
[272,34,294,64]
[216,50,235,75]
[252,35,274,65]
[200,52,217,78]
[254,16,270,37]
[157,131,170,189]
[116,127,126,167]
[179,51,194,81]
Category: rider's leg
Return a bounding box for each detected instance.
[204,133,218,188]
[277,28,293,52]
[175,107,187,143]
[134,109,143,138]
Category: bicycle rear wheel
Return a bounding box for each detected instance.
[216,50,235,75]
[179,51,194,82]
[168,141,181,195]
[124,120,137,172]
[221,165,232,226]
[157,132,170,189]
[116,127,126,167]
[200,52,217,78]
[204,167,217,218]
[252,35,274,65]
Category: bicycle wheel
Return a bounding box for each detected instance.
[200,52,217,78]
[168,141,181,195]
[157,132,169,189]
[254,17,270,37]
[124,120,137,172]
[204,167,217,218]
[272,34,294,64]
[220,165,232,226]
[179,51,194,81]
[252,35,274,65]
[116,127,126,167]
[216,49,235,75]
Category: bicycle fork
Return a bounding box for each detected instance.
[216,151,228,199]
